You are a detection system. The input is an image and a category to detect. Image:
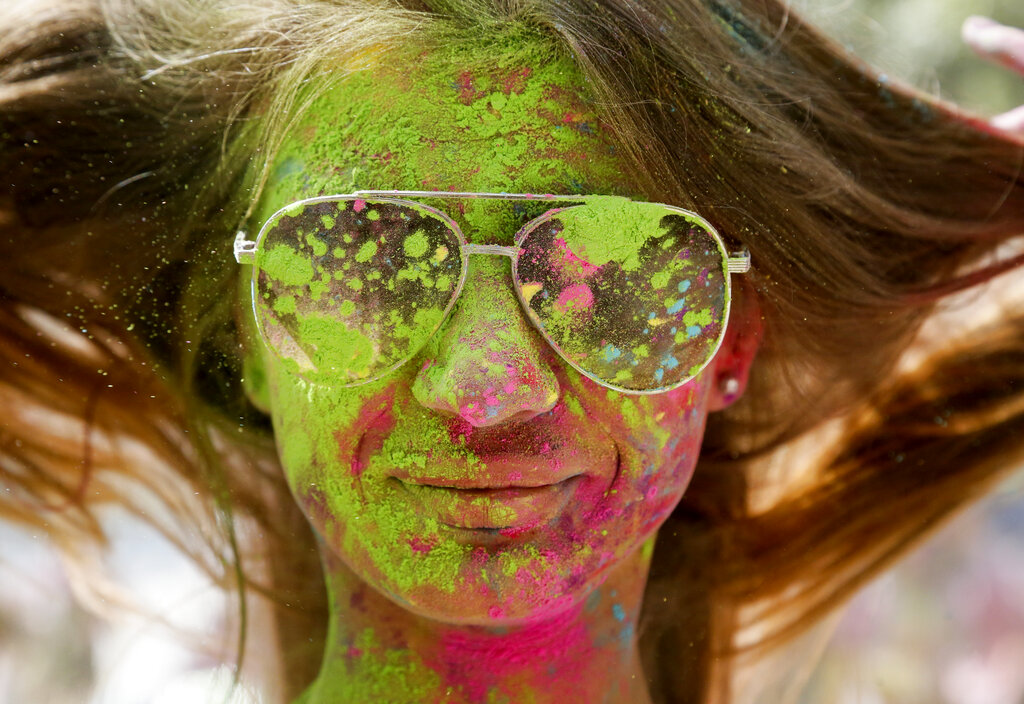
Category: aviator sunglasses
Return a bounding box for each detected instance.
[234,191,751,395]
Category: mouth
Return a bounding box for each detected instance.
[395,475,583,530]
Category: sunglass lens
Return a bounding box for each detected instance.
[254,198,462,384]
[515,199,730,391]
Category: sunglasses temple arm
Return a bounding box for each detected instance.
[727,250,751,274]
[235,231,257,264]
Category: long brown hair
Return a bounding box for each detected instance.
[3,0,1023,701]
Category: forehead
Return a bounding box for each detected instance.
[254,33,633,235]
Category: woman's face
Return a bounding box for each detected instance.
[245,37,742,624]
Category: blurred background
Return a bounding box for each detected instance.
[2,1,1023,703]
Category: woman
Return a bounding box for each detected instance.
[2,1,1023,702]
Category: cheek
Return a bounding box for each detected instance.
[570,376,710,515]
[266,365,398,536]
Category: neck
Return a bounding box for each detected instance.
[300,538,656,704]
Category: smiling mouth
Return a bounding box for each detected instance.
[395,476,582,530]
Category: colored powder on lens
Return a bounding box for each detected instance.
[683,308,712,327]
[273,295,297,315]
[556,198,674,272]
[520,282,543,304]
[310,237,327,257]
[403,230,429,258]
[355,240,379,263]
[295,313,374,377]
[601,344,622,362]
[666,299,686,315]
[551,236,601,276]
[261,244,314,287]
[553,283,593,313]
[649,270,671,289]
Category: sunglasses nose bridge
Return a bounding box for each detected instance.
[460,243,520,259]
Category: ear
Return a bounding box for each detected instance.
[707,284,762,411]
[237,274,272,414]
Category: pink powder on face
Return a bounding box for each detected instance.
[409,536,434,554]
[346,401,396,476]
[500,66,532,94]
[455,70,481,105]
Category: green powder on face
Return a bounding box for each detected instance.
[254,25,629,238]
[250,27,664,628]
[310,628,441,702]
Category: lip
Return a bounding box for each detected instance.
[396,476,582,529]
[386,448,587,489]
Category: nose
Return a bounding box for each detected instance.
[411,257,561,426]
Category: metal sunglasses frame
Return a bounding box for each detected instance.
[234,190,751,395]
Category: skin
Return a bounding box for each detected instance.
[241,30,761,704]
